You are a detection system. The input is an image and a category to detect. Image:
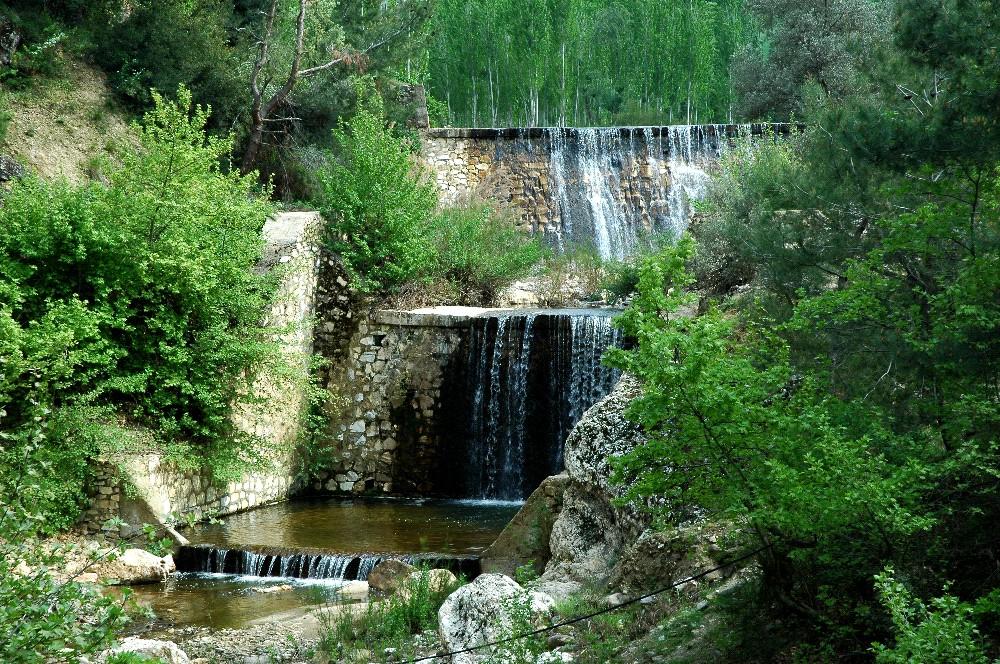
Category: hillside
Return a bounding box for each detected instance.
[2,58,132,182]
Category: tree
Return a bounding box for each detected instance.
[241,0,431,174]
[732,0,892,120]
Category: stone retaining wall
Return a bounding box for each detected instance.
[315,309,483,495]
[421,124,798,247]
[78,212,323,535]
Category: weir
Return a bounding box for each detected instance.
[176,545,481,581]
[423,123,795,259]
[437,309,622,501]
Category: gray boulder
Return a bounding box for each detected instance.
[101,638,190,664]
[368,559,417,594]
[481,473,568,578]
[96,548,175,585]
[534,376,650,599]
[438,574,556,664]
[0,155,26,183]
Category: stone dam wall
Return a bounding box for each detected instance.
[422,124,796,260]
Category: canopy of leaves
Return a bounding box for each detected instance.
[0,87,278,529]
[317,102,437,294]
[610,0,1000,656]
[426,0,753,126]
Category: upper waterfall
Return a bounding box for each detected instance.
[424,124,783,261]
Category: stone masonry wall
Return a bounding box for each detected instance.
[422,125,797,245]
[78,212,323,535]
[315,309,491,496]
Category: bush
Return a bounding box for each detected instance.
[872,569,992,664]
[0,493,129,662]
[318,104,438,294]
[427,202,543,305]
[0,87,278,524]
[320,569,461,661]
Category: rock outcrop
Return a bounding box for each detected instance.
[101,638,190,664]
[533,375,650,600]
[481,473,569,577]
[96,548,175,585]
[438,574,556,664]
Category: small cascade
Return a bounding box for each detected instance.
[176,545,481,581]
[441,310,622,500]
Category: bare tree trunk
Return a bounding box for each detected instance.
[240,0,408,175]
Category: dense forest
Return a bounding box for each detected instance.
[425,0,754,127]
[1,0,999,662]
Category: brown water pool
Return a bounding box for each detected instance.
[127,498,519,630]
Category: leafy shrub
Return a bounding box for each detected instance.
[0,492,128,662]
[0,87,278,525]
[321,569,461,661]
[318,103,438,293]
[872,569,992,664]
[427,202,543,305]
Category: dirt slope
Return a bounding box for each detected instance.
[3,58,133,182]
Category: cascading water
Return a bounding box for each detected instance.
[176,545,481,581]
[504,125,746,260]
[440,310,622,500]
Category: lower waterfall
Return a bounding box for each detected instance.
[439,310,622,500]
[176,545,481,581]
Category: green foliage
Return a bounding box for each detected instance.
[514,561,539,587]
[0,87,278,526]
[872,569,994,664]
[0,94,11,144]
[0,494,129,662]
[320,569,461,662]
[732,0,891,120]
[614,2,1000,656]
[317,103,438,293]
[91,0,243,130]
[427,0,754,126]
[427,202,544,305]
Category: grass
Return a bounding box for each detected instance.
[319,568,463,663]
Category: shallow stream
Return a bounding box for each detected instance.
[128,498,519,630]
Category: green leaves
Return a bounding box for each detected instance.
[427,201,544,305]
[318,104,438,294]
[0,87,279,527]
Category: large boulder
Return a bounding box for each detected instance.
[398,568,458,601]
[368,559,417,595]
[534,376,649,599]
[608,522,732,596]
[101,638,190,664]
[481,473,568,578]
[96,548,175,585]
[438,574,556,664]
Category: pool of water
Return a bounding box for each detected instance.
[129,497,519,630]
[185,497,521,555]
[125,573,357,630]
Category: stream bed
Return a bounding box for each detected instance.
[128,497,520,630]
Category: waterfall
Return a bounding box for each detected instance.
[496,125,745,260]
[176,545,481,581]
[442,310,622,500]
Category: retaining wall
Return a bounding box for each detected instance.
[78,212,323,535]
